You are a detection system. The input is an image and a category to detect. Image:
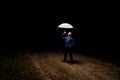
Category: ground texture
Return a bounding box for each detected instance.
[0,51,120,80]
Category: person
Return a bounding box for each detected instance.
[61,31,74,64]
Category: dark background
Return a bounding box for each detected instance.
[0,3,119,65]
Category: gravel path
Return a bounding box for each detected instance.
[0,51,120,80]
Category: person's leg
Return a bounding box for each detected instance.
[69,47,74,64]
[63,46,67,62]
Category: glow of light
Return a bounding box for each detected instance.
[58,23,73,29]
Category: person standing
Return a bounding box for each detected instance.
[62,31,74,64]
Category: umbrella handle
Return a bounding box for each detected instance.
[63,29,67,34]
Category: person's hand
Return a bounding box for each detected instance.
[63,31,66,34]
[69,45,72,47]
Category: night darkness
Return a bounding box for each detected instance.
[1,6,116,53]
[0,3,119,80]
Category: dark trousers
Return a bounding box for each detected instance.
[63,46,73,62]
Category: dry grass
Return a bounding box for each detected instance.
[0,51,120,80]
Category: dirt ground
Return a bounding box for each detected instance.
[0,51,120,80]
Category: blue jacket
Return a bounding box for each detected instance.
[62,35,74,47]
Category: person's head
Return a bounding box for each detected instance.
[68,32,72,36]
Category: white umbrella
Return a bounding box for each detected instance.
[58,23,73,29]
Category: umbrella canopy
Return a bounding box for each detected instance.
[58,23,73,29]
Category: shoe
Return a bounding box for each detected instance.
[70,61,74,64]
[62,60,66,62]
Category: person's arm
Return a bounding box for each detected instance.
[61,31,66,39]
[72,38,74,46]
[69,38,74,47]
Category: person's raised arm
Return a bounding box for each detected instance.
[61,31,66,39]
